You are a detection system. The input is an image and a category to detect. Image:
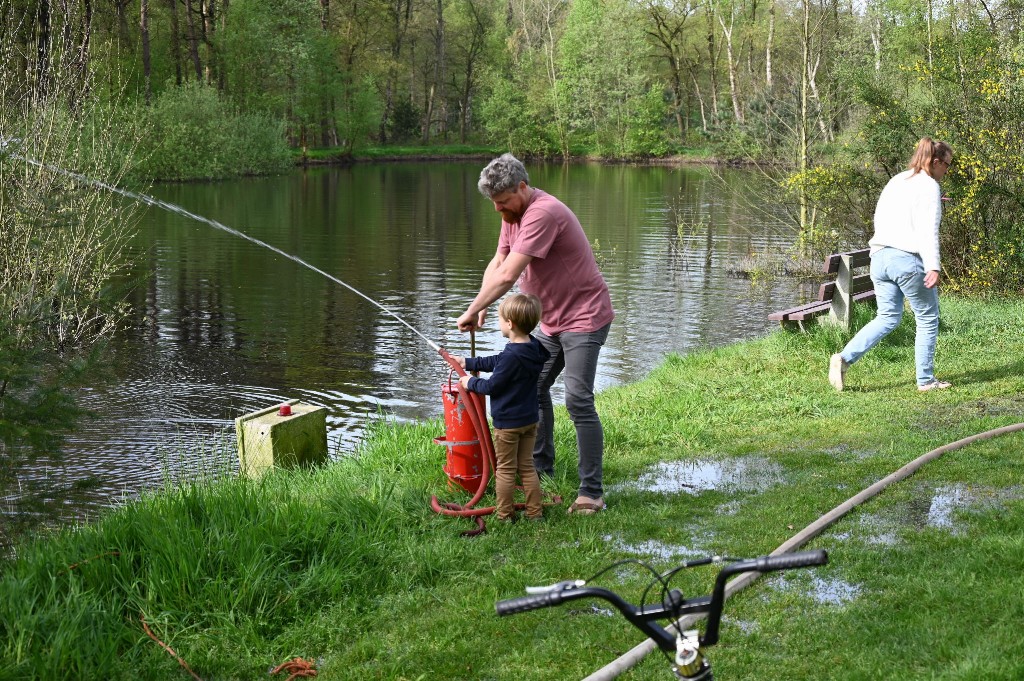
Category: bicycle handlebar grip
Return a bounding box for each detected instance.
[496,592,557,616]
[756,549,828,573]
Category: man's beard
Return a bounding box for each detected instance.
[500,209,521,223]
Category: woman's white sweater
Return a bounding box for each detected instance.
[869,169,942,272]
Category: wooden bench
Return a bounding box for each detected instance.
[769,248,875,331]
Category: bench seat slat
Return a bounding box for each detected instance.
[768,301,830,321]
[769,290,876,322]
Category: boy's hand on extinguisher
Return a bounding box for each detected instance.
[458,375,471,389]
[452,354,466,369]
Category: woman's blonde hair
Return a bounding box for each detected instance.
[498,293,543,334]
[908,137,953,177]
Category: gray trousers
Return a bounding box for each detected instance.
[533,322,610,499]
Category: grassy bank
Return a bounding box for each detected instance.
[3,296,1024,680]
[295,143,718,165]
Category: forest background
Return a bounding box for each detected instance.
[2,0,1024,543]
[3,0,1024,283]
[3,0,1024,279]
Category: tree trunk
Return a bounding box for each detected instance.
[799,0,810,247]
[703,1,720,126]
[69,0,93,107]
[689,69,708,132]
[379,0,413,143]
[437,0,448,142]
[184,0,203,82]
[202,0,216,85]
[168,0,183,86]
[422,83,435,143]
[218,0,228,90]
[670,58,685,139]
[807,52,831,142]
[115,0,130,46]
[870,14,880,71]
[141,0,152,104]
[320,0,338,146]
[718,9,744,124]
[35,0,51,100]
[766,0,775,87]
[422,0,446,143]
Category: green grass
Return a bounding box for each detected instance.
[296,143,500,163]
[3,296,1024,679]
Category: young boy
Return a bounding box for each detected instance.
[455,293,550,522]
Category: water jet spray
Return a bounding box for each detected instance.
[4,146,507,532]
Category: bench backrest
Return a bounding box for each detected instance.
[818,273,873,301]
[823,248,870,275]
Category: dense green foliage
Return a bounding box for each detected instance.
[5,0,1023,284]
[0,17,144,547]
[129,83,293,181]
[3,297,1024,679]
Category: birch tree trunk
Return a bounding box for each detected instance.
[718,6,744,124]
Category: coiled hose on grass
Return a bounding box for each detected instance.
[582,422,1024,681]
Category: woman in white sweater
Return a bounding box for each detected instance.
[829,137,954,392]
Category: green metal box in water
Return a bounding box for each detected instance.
[235,399,328,477]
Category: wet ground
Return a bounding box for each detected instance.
[611,456,786,496]
[605,459,1023,610]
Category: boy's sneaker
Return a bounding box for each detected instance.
[918,380,952,392]
[829,354,849,392]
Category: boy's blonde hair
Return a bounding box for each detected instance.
[498,293,543,334]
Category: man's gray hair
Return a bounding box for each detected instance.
[478,153,529,198]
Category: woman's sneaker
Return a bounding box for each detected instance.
[918,380,952,392]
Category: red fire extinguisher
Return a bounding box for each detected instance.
[432,343,498,535]
[434,371,485,494]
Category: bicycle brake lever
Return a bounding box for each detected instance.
[525,579,586,595]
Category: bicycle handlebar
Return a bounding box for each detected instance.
[496,591,561,616]
[703,549,828,645]
[495,549,828,653]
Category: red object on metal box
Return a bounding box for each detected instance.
[434,373,483,494]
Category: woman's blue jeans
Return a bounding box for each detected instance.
[839,247,940,386]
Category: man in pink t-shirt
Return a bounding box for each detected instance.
[457,154,614,515]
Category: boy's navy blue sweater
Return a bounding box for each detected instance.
[464,337,551,429]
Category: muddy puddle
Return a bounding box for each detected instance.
[614,457,786,496]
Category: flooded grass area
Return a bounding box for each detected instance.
[606,535,710,562]
[766,572,863,607]
[612,456,787,496]
[826,482,1024,549]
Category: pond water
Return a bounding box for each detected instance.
[52,161,809,511]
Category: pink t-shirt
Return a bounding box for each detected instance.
[498,189,614,335]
